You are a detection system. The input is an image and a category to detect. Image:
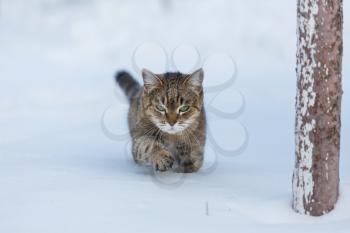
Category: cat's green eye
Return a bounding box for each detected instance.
[179,105,190,112]
[156,105,166,112]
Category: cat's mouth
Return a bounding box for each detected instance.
[156,123,187,134]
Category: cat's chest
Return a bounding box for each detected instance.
[163,135,186,154]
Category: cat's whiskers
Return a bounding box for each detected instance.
[183,129,201,148]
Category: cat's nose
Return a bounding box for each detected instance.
[167,113,177,126]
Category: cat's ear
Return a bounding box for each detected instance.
[185,68,204,94]
[142,68,162,93]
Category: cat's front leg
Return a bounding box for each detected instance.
[152,149,174,172]
[175,144,204,173]
[175,156,203,173]
[132,137,174,171]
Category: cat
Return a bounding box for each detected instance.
[115,68,206,173]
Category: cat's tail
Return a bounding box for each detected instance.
[115,71,141,102]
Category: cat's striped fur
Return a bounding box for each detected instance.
[116,69,206,173]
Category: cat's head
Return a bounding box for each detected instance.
[141,68,204,134]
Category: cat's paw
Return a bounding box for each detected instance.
[175,161,202,173]
[153,150,174,172]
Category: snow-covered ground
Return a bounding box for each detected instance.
[0,0,350,232]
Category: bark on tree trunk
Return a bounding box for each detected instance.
[292,0,343,216]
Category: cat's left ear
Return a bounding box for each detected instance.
[185,68,204,94]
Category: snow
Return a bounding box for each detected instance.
[0,0,350,232]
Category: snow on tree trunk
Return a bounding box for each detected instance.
[293,0,343,216]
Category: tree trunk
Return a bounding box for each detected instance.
[292,0,343,216]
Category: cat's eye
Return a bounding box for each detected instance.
[179,105,190,112]
[156,105,166,112]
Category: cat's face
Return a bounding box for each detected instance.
[142,68,204,134]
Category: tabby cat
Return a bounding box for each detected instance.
[115,68,206,173]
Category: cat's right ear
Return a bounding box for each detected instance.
[142,68,162,93]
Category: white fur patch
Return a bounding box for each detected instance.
[156,122,188,134]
